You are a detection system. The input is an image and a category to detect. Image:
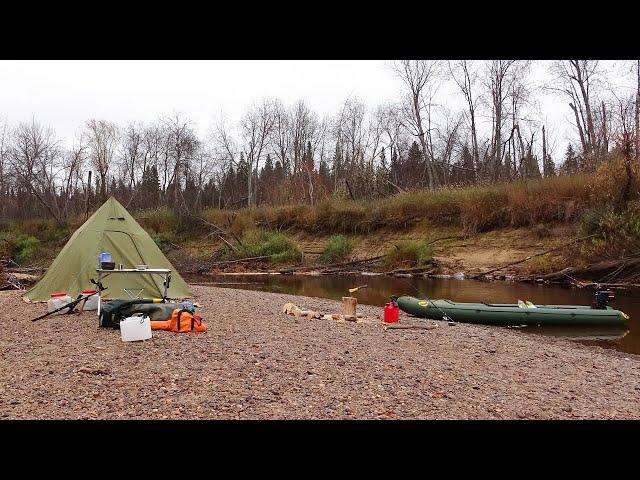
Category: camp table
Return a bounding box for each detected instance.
[95,268,171,316]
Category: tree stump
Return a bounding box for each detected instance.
[342,296,357,316]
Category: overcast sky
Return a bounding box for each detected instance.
[0,60,634,159]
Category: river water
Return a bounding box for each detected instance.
[185,273,640,355]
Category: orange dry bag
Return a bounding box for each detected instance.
[150,309,207,333]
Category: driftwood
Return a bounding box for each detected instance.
[6,266,46,273]
[384,260,438,276]
[194,215,245,249]
[277,254,386,274]
[208,255,274,266]
[470,234,598,280]
[539,256,640,285]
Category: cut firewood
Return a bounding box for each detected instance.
[342,296,357,316]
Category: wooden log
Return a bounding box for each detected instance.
[209,255,273,266]
[277,254,386,274]
[342,296,357,316]
[540,257,640,282]
[384,263,437,275]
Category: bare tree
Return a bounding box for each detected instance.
[119,122,145,190]
[449,60,481,180]
[636,60,640,160]
[392,60,441,189]
[549,60,604,163]
[0,119,8,216]
[240,100,277,207]
[83,119,119,201]
[483,60,530,180]
[611,92,636,207]
[8,120,65,225]
[163,113,198,213]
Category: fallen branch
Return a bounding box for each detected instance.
[278,254,387,274]
[385,262,438,276]
[6,266,46,273]
[208,255,273,266]
[425,235,466,246]
[469,234,598,280]
[192,215,245,248]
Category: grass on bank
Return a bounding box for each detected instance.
[218,229,302,263]
[3,156,639,267]
[320,235,353,263]
[382,240,434,269]
[0,232,42,265]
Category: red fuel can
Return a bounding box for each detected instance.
[384,302,399,323]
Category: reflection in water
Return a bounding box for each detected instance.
[185,273,638,355]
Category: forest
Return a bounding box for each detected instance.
[0,60,638,226]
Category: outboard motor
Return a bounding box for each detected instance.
[594,290,616,309]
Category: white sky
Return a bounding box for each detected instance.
[0,60,635,160]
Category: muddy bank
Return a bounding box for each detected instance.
[1,285,640,419]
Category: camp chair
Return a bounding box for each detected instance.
[123,287,145,299]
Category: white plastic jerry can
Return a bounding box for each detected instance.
[81,289,99,311]
[47,293,73,315]
[120,315,152,342]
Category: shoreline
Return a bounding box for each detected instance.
[186,269,640,294]
[1,284,639,419]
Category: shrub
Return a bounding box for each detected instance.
[384,240,433,268]
[219,229,301,264]
[0,233,42,265]
[136,208,178,234]
[320,235,353,263]
[578,201,640,259]
[151,232,178,253]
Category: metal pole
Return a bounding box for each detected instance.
[163,273,168,300]
[97,271,102,318]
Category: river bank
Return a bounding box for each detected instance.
[2,285,639,419]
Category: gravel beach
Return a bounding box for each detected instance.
[1,285,639,419]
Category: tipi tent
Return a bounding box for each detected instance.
[25,197,193,302]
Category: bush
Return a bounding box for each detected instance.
[151,232,178,253]
[578,201,640,259]
[0,233,41,265]
[219,229,301,264]
[136,208,178,234]
[320,235,353,263]
[384,240,433,268]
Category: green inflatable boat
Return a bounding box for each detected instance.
[396,295,630,327]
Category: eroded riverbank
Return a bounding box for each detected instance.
[1,285,639,419]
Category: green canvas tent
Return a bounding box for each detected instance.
[24,196,193,302]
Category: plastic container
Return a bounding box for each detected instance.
[48,292,73,315]
[120,315,152,342]
[82,289,99,311]
[383,302,400,323]
[98,252,112,268]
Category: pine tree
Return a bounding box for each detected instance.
[543,153,556,177]
[561,144,579,174]
[405,141,423,188]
